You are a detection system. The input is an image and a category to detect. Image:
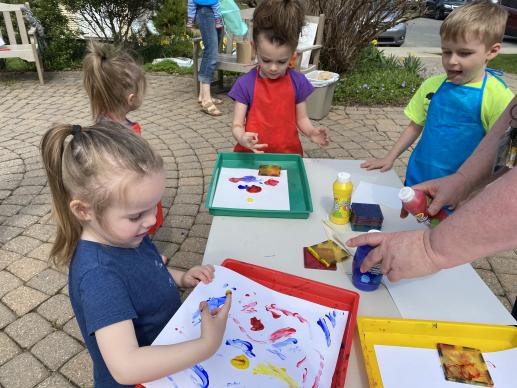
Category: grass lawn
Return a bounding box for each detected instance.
[489,54,517,74]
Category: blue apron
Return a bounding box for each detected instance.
[405,70,505,186]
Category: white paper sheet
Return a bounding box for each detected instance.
[351,182,401,210]
[211,168,290,211]
[383,264,517,325]
[145,266,348,388]
[375,345,517,387]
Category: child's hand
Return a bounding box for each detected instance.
[239,132,268,153]
[181,265,215,288]
[361,157,395,172]
[200,291,232,352]
[309,127,330,146]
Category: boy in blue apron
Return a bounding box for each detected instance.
[361,1,514,187]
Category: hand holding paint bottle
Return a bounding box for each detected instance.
[399,187,448,228]
[330,172,353,225]
[200,290,232,353]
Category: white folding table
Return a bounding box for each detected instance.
[202,158,517,387]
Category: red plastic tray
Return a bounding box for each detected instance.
[222,258,360,388]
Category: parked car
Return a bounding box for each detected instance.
[378,16,407,46]
[500,0,517,37]
[425,0,467,20]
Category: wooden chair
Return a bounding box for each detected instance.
[0,2,44,84]
[192,9,325,95]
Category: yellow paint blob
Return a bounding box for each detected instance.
[247,197,254,203]
[253,363,299,388]
[230,354,249,370]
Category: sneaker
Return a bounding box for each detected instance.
[215,17,224,29]
[186,17,194,29]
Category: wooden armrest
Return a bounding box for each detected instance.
[28,27,36,36]
[296,44,322,53]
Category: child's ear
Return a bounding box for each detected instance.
[69,199,93,222]
[486,43,502,61]
[128,93,136,107]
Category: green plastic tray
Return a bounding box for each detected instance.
[205,152,313,218]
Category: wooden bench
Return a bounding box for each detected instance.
[0,2,44,84]
[192,8,325,95]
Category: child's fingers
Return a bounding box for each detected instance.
[217,291,232,318]
[199,301,209,317]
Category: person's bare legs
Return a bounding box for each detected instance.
[199,82,212,105]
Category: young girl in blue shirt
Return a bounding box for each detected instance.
[41,122,231,387]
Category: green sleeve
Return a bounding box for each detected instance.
[481,77,515,133]
[404,74,446,127]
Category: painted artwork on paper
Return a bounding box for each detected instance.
[211,168,290,211]
[144,266,348,388]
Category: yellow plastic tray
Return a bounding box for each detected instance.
[357,316,517,388]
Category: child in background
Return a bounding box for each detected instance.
[361,1,513,186]
[82,41,163,235]
[229,0,329,155]
[187,0,223,29]
[41,122,231,387]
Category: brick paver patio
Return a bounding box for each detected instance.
[0,71,516,387]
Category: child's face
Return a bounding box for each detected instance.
[441,35,501,85]
[82,171,165,248]
[254,35,294,80]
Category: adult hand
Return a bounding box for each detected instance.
[200,291,232,352]
[181,265,215,287]
[239,132,268,153]
[309,127,330,146]
[346,230,441,282]
[412,172,471,216]
[360,156,395,172]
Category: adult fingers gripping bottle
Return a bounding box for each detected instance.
[398,186,448,228]
[330,172,353,225]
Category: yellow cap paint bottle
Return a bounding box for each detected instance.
[329,172,353,225]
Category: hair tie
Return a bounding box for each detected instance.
[71,125,82,137]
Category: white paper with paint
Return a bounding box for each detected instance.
[351,182,401,210]
[211,167,290,211]
[374,345,517,387]
[144,265,348,388]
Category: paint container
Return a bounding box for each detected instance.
[398,187,448,228]
[352,230,383,292]
[329,172,353,225]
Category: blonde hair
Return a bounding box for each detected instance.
[83,41,146,121]
[40,122,163,266]
[440,0,508,47]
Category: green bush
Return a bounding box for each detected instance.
[334,45,423,106]
[144,59,193,75]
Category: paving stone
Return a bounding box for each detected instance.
[171,204,199,216]
[189,224,211,238]
[22,224,56,242]
[37,294,74,327]
[0,332,20,366]
[195,213,213,225]
[0,271,22,298]
[488,256,517,274]
[2,214,39,228]
[0,302,16,329]
[0,352,49,388]
[35,373,75,388]
[2,286,49,316]
[4,313,53,349]
[6,257,48,282]
[26,243,53,262]
[2,235,43,255]
[63,318,83,344]
[32,331,83,371]
[60,350,93,388]
[498,273,517,293]
[181,237,207,253]
[497,295,512,312]
[153,241,180,259]
[474,269,505,296]
[19,205,50,217]
[27,269,68,295]
[0,205,22,217]
[174,193,202,205]
[471,257,491,270]
[0,226,23,245]
[171,251,204,270]
[165,214,195,229]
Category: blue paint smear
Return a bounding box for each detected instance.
[191,364,209,388]
[272,337,298,348]
[225,339,256,357]
[237,185,248,190]
[191,295,227,325]
[267,348,287,360]
[317,318,331,347]
[227,383,241,386]
[325,311,337,328]
[240,175,258,182]
[166,375,179,388]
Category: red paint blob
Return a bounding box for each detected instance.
[270,311,281,319]
[250,317,264,331]
[264,179,279,186]
[246,185,262,193]
[229,177,240,183]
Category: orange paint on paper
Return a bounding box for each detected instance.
[230,354,249,370]
[253,363,299,388]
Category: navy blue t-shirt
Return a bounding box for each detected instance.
[69,236,182,387]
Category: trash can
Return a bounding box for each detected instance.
[305,70,340,120]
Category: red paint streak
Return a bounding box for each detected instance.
[266,304,308,324]
[296,356,307,368]
[264,179,279,186]
[269,327,296,342]
[241,301,258,313]
[246,185,262,193]
[302,368,308,383]
[250,317,264,331]
[312,351,325,388]
[229,177,240,183]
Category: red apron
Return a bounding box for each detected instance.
[130,121,163,235]
[233,68,302,155]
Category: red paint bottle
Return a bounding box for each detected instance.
[398,187,448,228]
